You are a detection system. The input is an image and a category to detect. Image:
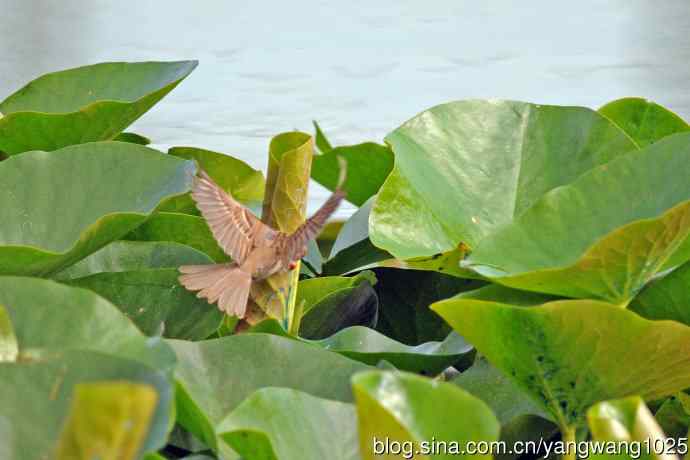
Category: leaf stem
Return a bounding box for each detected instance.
[561,426,577,460]
[286,263,301,334]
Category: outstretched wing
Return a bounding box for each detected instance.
[191,170,274,264]
[281,157,348,264]
[281,188,346,263]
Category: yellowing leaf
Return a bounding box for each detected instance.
[55,382,158,460]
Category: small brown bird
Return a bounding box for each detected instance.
[178,159,346,318]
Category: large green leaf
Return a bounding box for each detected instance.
[55,382,159,460]
[68,269,223,340]
[53,240,221,340]
[0,142,195,276]
[323,197,472,278]
[463,133,690,303]
[217,388,359,460]
[169,333,371,451]
[312,142,393,206]
[433,298,690,432]
[162,147,265,215]
[370,100,638,260]
[0,277,176,371]
[125,212,228,263]
[630,261,690,326]
[599,98,690,147]
[0,350,172,460]
[352,371,500,459]
[53,240,211,281]
[0,61,197,155]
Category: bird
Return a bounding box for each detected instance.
[178,158,347,318]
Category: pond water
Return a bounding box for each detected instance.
[2,0,689,216]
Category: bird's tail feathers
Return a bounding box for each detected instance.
[178,263,252,318]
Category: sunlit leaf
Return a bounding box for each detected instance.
[0,61,196,155]
[169,333,370,452]
[68,269,223,340]
[0,350,172,460]
[0,142,195,276]
[353,370,500,459]
[371,100,638,260]
[463,133,690,303]
[433,297,690,433]
[55,382,158,460]
[599,97,690,147]
[0,276,176,371]
[217,388,359,460]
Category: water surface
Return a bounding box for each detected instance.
[2,1,689,215]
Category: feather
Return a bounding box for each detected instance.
[179,263,252,317]
[189,170,276,264]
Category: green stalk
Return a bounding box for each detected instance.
[561,426,577,460]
